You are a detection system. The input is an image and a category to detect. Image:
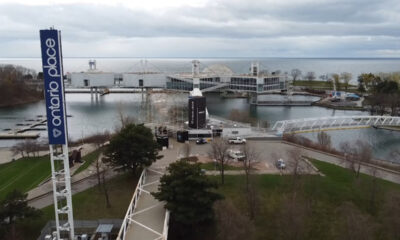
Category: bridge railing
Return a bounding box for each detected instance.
[116,168,147,240]
[272,116,400,134]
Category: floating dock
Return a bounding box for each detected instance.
[0,119,46,139]
[253,100,316,106]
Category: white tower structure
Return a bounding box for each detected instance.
[251,62,259,77]
[88,59,97,71]
[40,29,75,240]
[192,60,200,89]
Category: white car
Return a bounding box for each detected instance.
[276,159,286,169]
[228,137,246,144]
[228,149,245,161]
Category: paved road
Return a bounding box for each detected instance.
[28,169,118,209]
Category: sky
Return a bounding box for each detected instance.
[0,0,400,58]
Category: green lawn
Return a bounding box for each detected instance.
[200,162,243,171]
[183,159,400,240]
[16,173,138,240]
[0,156,51,201]
[0,147,103,201]
[73,147,103,176]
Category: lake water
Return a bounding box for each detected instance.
[1,57,400,83]
[0,58,399,161]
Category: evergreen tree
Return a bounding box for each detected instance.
[153,160,223,226]
[105,123,162,175]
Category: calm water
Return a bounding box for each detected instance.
[1,57,400,83]
[0,58,399,161]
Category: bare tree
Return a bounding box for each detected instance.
[380,191,400,239]
[240,143,260,220]
[96,155,112,208]
[340,72,352,92]
[332,73,341,91]
[340,140,372,178]
[240,143,259,192]
[291,69,302,82]
[335,202,377,240]
[287,148,303,182]
[182,142,191,160]
[208,138,230,184]
[317,131,331,150]
[11,142,25,158]
[305,71,316,82]
[116,103,135,130]
[214,200,255,240]
[277,194,309,240]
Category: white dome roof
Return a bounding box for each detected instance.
[202,64,234,76]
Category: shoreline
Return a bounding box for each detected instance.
[0,97,43,108]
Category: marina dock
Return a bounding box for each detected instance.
[0,119,46,139]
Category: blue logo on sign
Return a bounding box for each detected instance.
[40,29,67,145]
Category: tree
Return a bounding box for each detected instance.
[335,201,376,240]
[380,191,400,239]
[340,72,352,92]
[305,71,316,82]
[99,156,112,208]
[358,73,381,91]
[340,140,372,178]
[240,143,260,220]
[332,73,341,91]
[208,138,230,184]
[152,160,223,228]
[291,69,302,82]
[277,194,310,240]
[0,190,41,239]
[214,200,255,240]
[105,123,162,175]
[317,131,331,150]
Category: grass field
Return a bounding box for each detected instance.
[0,147,102,201]
[73,147,103,176]
[177,159,400,240]
[15,173,138,240]
[200,162,243,171]
[0,155,51,201]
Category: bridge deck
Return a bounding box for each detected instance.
[272,116,400,134]
[118,168,168,240]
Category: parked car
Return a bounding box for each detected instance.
[276,159,286,169]
[228,149,245,161]
[228,137,246,144]
[196,138,207,144]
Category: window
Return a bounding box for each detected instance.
[139,79,144,87]
[83,79,90,87]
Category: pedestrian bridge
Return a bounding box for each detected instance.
[272,116,400,135]
[117,168,169,240]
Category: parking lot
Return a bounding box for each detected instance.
[172,139,318,175]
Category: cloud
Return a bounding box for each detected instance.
[0,0,399,57]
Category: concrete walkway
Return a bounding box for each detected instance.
[27,145,108,208]
[124,168,167,240]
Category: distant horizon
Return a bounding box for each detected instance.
[2,56,400,60]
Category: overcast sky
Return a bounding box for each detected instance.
[0,0,399,58]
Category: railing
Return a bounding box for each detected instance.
[162,210,170,240]
[116,168,147,240]
[272,116,400,134]
[116,168,170,240]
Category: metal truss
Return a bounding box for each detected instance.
[50,145,75,239]
[272,115,400,135]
